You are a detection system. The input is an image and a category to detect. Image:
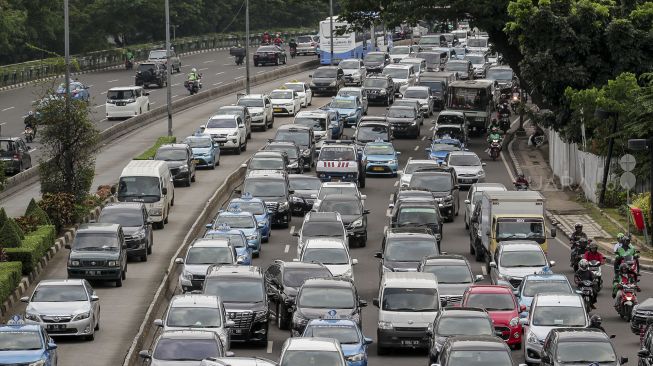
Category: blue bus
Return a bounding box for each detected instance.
[318,16,372,65]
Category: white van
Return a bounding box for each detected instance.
[117,160,174,229]
[374,272,440,354]
[105,86,150,120]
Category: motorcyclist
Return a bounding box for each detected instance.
[574,259,596,308]
[187,68,200,82]
[289,38,298,57]
[583,241,605,264]
[273,33,283,46]
[615,236,639,274]
[569,222,587,243]
[589,314,604,332]
[613,232,625,253]
[24,111,37,137]
[262,32,271,45]
[613,262,640,301]
[125,49,134,63]
[498,102,511,116]
[514,173,529,187]
[488,118,500,132]
[487,127,502,144]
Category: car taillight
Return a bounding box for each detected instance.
[13,154,19,159]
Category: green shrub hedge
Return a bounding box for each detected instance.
[0,261,22,305]
[6,225,56,275]
[135,136,177,160]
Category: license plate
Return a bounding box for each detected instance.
[461,179,472,183]
[372,167,384,171]
[218,143,225,146]
[116,102,125,106]
[401,340,420,346]
[231,329,243,334]
[331,178,341,182]
[318,88,326,91]
[86,270,100,275]
[273,108,282,112]
[47,324,66,330]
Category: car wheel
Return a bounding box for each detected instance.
[115,277,123,288]
[147,237,153,254]
[186,174,192,187]
[275,57,279,66]
[242,140,247,151]
[139,108,142,115]
[141,253,147,262]
[122,267,127,280]
[377,345,388,356]
[236,144,242,155]
[470,240,476,255]
[359,235,367,248]
[278,303,290,330]
[191,172,196,183]
[85,332,95,341]
[262,117,268,131]
[216,156,220,166]
[94,311,100,330]
[210,157,216,170]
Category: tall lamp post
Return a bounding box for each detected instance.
[165,0,173,136]
[64,0,71,113]
[245,0,251,94]
[628,138,653,245]
[595,107,618,207]
[329,0,334,66]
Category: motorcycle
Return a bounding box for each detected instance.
[588,260,603,293]
[513,181,529,191]
[510,91,520,112]
[184,79,202,95]
[616,282,639,322]
[489,140,501,161]
[125,59,134,70]
[230,46,246,66]
[24,126,34,143]
[499,116,510,134]
[578,280,595,312]
[290,46,297,59]
[569,242,586,272]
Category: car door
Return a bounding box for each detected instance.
[84,280,100,317]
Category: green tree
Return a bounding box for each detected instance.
[25,198,51,226]
[0,221,22,249]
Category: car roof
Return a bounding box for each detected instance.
[252,151,285,158]
[551,328,610,341]
[77,223,121,233]
[404,86,430,91]
[318,66,340,70]
[523,273,570,282]
[37,279,86,286]
[534,293,584,307]
[239,94,266,99]
[467,285,513,294]
[339,87,362,93]
[406,159,439,165]
[159,330,217,340]
[321,194,360,202]
[306,212,342,222]
[302,277,354,288]
[207,265,262,278]
[389,105,417,110]
[401,57,426,63]
[446,335,507,350]
[441,307,490,317]
[170,294,222,308]
[320,182,357,188]
[304,237,347,249]
[191,238,232,248]
[381,272,438,288]
[159,143,189,150]
[109,86,143,91]
[470,183,506,191]
[277,124,311,132]
[438,110,465,116]
[498,241,543,252]
[274,260,330,271]
[284,337,340,351]
[422,255,470,265]
[306,318,359,328]
[386,227,434,236]
[219,105,246,110]
[267,140,298,147]
[447,150,478,157]
[384,64,411,70]
[334,95,357,101]
[103,202,145,211]
[246,170,286,178]
[296,110,328,118]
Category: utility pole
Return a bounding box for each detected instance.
[165,0,173,136]
[245,0,251,94]
[64,0,71,114]
[329,0,334,66]
[595,108,618,207]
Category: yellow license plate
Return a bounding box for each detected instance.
[273,108,282,112]
[373,167,384,171]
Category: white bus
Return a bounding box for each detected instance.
[318,16,371,65]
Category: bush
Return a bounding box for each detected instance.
[632,192,651,231]
[25,198,51,225]
[5,225,56,275]
[135,136,177,160]
[96,185,113,201]
[0,221,22,248]
[39,192,76,232]
[597,183,628,208]
[0,208,6,228]
[14,216,40,234]
[0,261,22,305]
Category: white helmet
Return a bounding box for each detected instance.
[191,68,197,73]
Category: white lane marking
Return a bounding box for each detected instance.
[172,83,180,86]
[284,244,290,253]
[100,118,107,122]
[212,82,224,86]
[500,148,515,182]
[414,145,419,151]
[257,71,265,74]
[235,76,244,80]
[198,68,208,71]
[289,226,295,235]
[394,181,399,187]
[222,63,232,66]
[150,102,157,105]
[203,60,215,63]
[215,71,225,75]
[87,84,94,87]
[237,67,245,70]
[481,265,487,275]
[267,341,273,353]
[1,106,15,112]
[100,91,107,95]
[421,136,426,141]
[171,95,179,99]
[389,194,394,201]
[430,126,435,131]
[94,104,104,109]
[107,79,119,83]
[29,148,37,152]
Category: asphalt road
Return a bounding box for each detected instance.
[0,47,312,162]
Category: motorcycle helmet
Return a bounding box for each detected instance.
[517,173,525,179]
[622,236,631,246]
[578,259,589,271]
[578,237,588,246]
[590,314,602,326]
[191,68,197,73]
[588,242,598,251]
[617,232,625,240]
[574,222,583,231]
[27,111,34,116]
[491,118,497,124]
[619,262,630,274]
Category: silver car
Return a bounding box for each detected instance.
[400,86,434,116]
[338,59,367,86]
[464,183,507,230]
[489,241,554,291]
[22,279,100,340]
[201,357,278,366]
[140,330,232,365]
[337,87,368,115]
[444,151,486,187]
[175,238,238,292]
[399,158,441,187]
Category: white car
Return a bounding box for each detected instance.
[175,238,237,292]
[399,57,427,80]
[445,151,486,187]
[489,241,554,290]
[279,337,347,366]
[464,183,507,230]
[382,64,416,95]
[284,81,313,107]
[200,114,247,153]
[237,94,274,131]
[400,86,433,116]
[298,237,357,281]
[399,159,441,187]
[338,58,367,86]
[105,86,150,120]
[270,88,302,116]
[389,45,412,63]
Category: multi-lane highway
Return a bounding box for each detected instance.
[2,65,647,366]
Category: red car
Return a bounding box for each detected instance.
[461,284,525,349]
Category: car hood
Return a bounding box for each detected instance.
[400,173,412,185]
[191,147,212,155]
[340,343,365,357]
[366,61,384,67]
[635,297,653,311]
[500,266,546,279]
[298,307,356,320]
[333,107,356,115]
[529,325,559,342]
[0,350,45,364]
[379,310,438,327]
[430,150,450,159]
[451,166,483,175]
[292,189,317,198]
[27,301,90,316]
[164,160,186,169]
[69,250,120,260]
[271,98,294,104]
[122,226,142,236]
[402,97,429,104]
[364,154,395,161]
[325,264,352,277]
[437,283,472,297]
[151,360,202,366]
[184,264,213,276]
[246,107,264,114]
[488,309,519,326]
[386,117,415,124]
[384,260,419,272]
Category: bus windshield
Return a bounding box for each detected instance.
[449,87,490,110]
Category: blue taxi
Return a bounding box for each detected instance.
[302,318,372,366]
[361,141,400,177]
[516,272,573,318]
[183,134,220,169]
[204,224,255,264]
[0,315,58,365]
[228,194,271,242]
[328,95,363,127]
[425,138,462,164]
[211,207,261,256]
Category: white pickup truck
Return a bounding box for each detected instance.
[315,141,365,188]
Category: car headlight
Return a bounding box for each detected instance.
[380,89,387,95]
[252,111,263,117]
[348,353,365,362]
[69,259,80,267]
[25,312,40,322]
[179,164,188,171]
[302,149,311,157]
[229,131,238,137]
[107,261,119,267]
[410,120,417,125]
[348,111,356,116]
[477,170,486,177]
[350,218,363,228]
[133,228,146,239]
[237,255,247,263]
[247,234,258,241]
[509,317,519,327]
[378,321,393,330]
[527,330,539,344]
[182,270,193,280]
[149,207,162,216]
[29,360,46,366]
[291,196,304,203]
[73,311,91,321]
[289,162,298,168]
[389,159,398,165]
[329,81,336,86]
[285,103,294,107]
[279,202,289,211]
[444,195,453,202]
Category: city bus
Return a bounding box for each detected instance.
[318,16,371,65]
[447,79,494,135]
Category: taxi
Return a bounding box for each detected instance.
[227,193,271,242]
[284,80,313,107]
[425,137,463,164]
[328,95,363,127]
[0,315,58,365]
[204,224,255,264]
[211,207,261,256]
[269,87,302,116]
[361,141,400,176]
[302,318,372,366]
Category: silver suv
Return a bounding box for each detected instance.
[147,49,181,73]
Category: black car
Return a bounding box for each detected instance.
[436,335,516,366]
[639,323,653,365]
[264,261,333,330]
[0,137,32,175]
[388,200,443,244]
[542,328,626,366]
[263,141,304,174]
[375,229,440,276]
[427,308,495,363]
[293,212,348,256]
[309,66,345,95]
[246,151,290,174]
[154,143,197,187]
[273,125,315,170]
[419,255,483,307]
[364,51,390,73]
[97,202,153,262]
[135,62,167,88]
[316,193,369,247]
[392,187,434,205]
[241,170,292,227]
[202,265,269,345]
[408,168,460,222]
[253,45,287,66]
[291,277,367,336]
[362,74,395,105]
[631,297,653,334]
[386,105,423,138]
[288,175,321,215]
[444,60,474,80]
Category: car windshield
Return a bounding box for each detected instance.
[465,293,515,311]
[486,69,513,81]
[445,62,468,71]
[501,250,547,267]
[295,117,327,131]
[149,50,167,59]
[284,84,304,92]
[155,148,186,161]
[465,55,486,64]
[258,46,278,52]
[186,247,233,265]
[302,222,345,238]
[275,130,310,146]
[496,220,545,240]
[417,53,441,63]
[249,157,285,170]
[390,46,410,55]
[318,186,357,199]
[206,118,237,129]
[303,248,349,265]
[397,207,439,225]
[365,53,385,62]
[363,79,388,88]
[107,90,135,100]
[283,268,332,287]
[448,350,512,366]
[270,91,294,100]
[314,69,336,78]
[32,285,87,302]
[118,176,161,198]
[404,163,438,174]
[298,286,355,308]
[98,209,144,227]
[339,60,360,69]
[356,126,388,142]
[385,240,437,261]
[438,114,465,125]
[467,38,488,47]
[319,200,361,215]
[403,89,429,99]
[216,215,255,229]
[453,47,466,56]
[167,306,221,328]
[183,137,212,148]
[297,36,313,43]
[532,306,586,326]
[231,201,265,215]
[449,154,481,166]
[420,35,440,45]
[237,98,264,108]
[556,341,616,363]
[410,174,452,192]
[73,232,119,251]
[431,144,460,152]
[305,326,360,344]
[281,350,343,366]
[0,332,42,350]
[449,87,490,110]
[422,265,472,283]
[319,148,356,161]
[266,145,298,159]
[387,108,416,118]
[522,280,571,297]
[338,90,361,98]
[137,64,156,73]
[437,316,492,336]
[203,279,264,303]
[382,68,408,79]
[205,233,246,248]
[330,99,356,109]
[289,177,321,191]
[243,179,286,197]
[364,145,394,156]
[153,338,219,361]
[382,287,439,312]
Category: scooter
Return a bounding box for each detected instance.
[24,126,34,143]
[290,46,297,59]
[184,79,202,95]
[488,140,501,161]
[578,280,595,313]
[569,242,586,272]
[616,282,639,322]
[588,260,603,293]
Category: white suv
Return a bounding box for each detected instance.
[201,114,247,154]
[105,86,150,120]
[237,94,274,131]
[279,337,347,366]
[298,237,357,281]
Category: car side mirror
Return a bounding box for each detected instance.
[122,243,128,249]
[144,92,150,96]
[153,319,164,327]
[359,299,367,307]
[161,187,168,195]
[205,223,213,229]
[372,298,380,307]
[549,260,556,267]
[175,257,184,264]
[519,304,527,312]
[247,242,257,249]
[363,209,370,215]
[47,343,57,350]
[620,356,628,364]
[139,350,152,359]
[374,252,383,259]
[364,337,373,345]
[90,295,99,302]
[475,275,484,282]
[464,199,471,204]
[388,203,394,209]
[352,259,358,265]
[481,162,487,166]
[20,296,29,303]
[489,261,497,268]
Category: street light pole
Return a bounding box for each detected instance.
[165,0,173,137]
[64,0,71,113]
[595,108,618,207]
[245,0,251,94]
[329,0,334,66]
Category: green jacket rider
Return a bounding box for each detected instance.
[187,68,199,81]
[487,127,502,144]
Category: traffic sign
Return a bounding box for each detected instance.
[620,172,636,189]
[619,154,636,172]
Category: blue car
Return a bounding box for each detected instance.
[323,108,345,139]
[227,194,271,242]
[183,134,220,169]
[361,141,400,176]
[329,95,363,127]
[425,138,463,164]
[211,208,261,257]
[516,273,573,318]
[56,81,90,102]
[302,318,372,366]
[204,224,254,265]
[0,316,58,365]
